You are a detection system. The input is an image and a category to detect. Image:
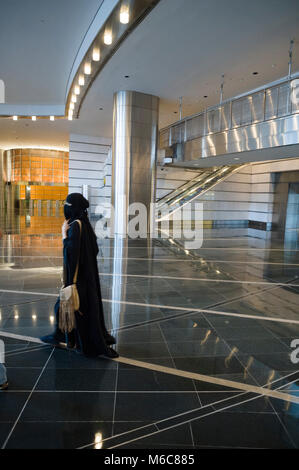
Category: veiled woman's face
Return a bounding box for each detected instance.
[63,204,72,220]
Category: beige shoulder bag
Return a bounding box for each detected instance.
[59,219,82,333]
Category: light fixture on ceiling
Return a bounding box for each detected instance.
[120,6,130,24]
[32,116,36,121]
[92,47,100,61]
[104,29,112,45]
[13,116,18,121]
[70,102,75,110]
[78,74,85,86]
[68,111,73,121]
[71,94,77,103]
[50,116,55,121]
[64,1,159,131]
[74,85,80,95]
[84,62,91,75]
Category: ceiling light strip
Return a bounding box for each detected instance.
[66,0,162,119]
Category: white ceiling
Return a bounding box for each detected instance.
[0,0,104,104]
[0,0,299,149]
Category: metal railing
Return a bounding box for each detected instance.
[159,75,299,149]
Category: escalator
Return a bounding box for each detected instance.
[156,164,248,221]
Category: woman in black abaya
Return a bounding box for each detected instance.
[41,193,118,359]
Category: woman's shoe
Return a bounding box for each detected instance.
[67,337,76,349]
[105,333,116,346]
[0,381,8,391]
[102,348,119,359]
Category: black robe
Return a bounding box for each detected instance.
[55,218,109,356]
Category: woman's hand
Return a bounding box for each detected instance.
[62,220,70,239]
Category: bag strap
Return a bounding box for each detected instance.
[73,219,82,285]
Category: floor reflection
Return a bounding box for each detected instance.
[0,211,298,448]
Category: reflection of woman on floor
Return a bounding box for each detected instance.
[41,193,118,359]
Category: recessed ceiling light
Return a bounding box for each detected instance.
[74,85,80,95]
[50,116,55,121]
[104,30,112,45]
[92,48,100,61]
[13,116,18,121]
[84,62,91,75]
[32,116,36,121]
[78,74,85,86]
[120,6,130,24]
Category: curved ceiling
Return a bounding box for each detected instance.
[80,0,299,132]
[0,0,298,149]
[0,0,108,105]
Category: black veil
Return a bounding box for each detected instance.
[64,193,99,257]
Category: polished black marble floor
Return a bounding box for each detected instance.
[1,338,298,449]
[0,213,298,449]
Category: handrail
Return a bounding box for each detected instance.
[156,169,210,205]
[156,164,246,221]
[159,74,299,149]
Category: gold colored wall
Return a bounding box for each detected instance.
[19,185,68,201]
[3,148,69,204]
[19,215,65,235]
[5,148,68,184]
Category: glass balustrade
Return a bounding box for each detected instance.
[160,78,299,149]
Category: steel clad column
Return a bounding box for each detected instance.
[112,90,159,236]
